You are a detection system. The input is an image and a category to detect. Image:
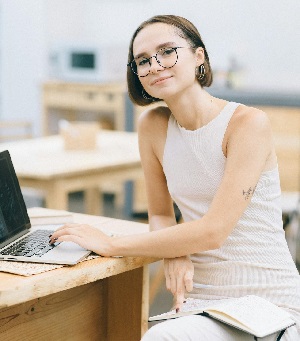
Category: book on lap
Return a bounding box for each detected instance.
[149,295,296,340]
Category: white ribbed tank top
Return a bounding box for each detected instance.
[163,102,300,327]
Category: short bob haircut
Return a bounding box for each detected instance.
[127,15,213,106]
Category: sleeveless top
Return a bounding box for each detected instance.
[163,102,300,327]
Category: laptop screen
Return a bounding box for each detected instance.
[0,150,30,244]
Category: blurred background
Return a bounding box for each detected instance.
[1,0,300,133]
[0,0,299,318]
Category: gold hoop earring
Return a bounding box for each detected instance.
[196,64,206,80]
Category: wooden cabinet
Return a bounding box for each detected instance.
[42,81,128,134]
[257,106,300,192]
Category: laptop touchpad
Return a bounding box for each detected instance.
[40,242,90,261]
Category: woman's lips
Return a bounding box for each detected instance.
[150,76,172,86]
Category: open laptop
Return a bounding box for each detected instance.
[0,150,91,265]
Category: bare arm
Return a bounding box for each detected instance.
[138,107,194,310]
[137,106,177,231]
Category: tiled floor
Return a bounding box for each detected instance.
[24,190,300,320]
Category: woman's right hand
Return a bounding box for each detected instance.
[164,256,194,312]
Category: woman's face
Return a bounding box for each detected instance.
[132,23,204,101]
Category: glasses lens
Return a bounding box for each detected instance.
[131,57,150,77]
[156,48,178,69]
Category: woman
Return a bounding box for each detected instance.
[50,15,300,340]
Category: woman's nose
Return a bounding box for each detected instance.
[149,56,163,74]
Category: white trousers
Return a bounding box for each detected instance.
[142,315,299,341]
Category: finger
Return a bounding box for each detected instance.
[169,272,177,295]
[173,273,185,309]
[184,270,194,292]
[49,225,76,240]
[168,261,181,295]
[49,226,82,244]
[174,290,185,313]
[164,261,171,291]
[53,234,85,248]
[165,272,171,292]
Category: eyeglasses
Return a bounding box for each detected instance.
[128,46,186,77]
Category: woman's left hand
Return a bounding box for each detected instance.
[164,256,194,312]
[49,223,113,256]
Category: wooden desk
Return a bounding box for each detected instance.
[0,211,157,340]
[42,82,128,134]
[0,130,143,215]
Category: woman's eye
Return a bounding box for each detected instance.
[138,58,149,66]
[161,48,175,56]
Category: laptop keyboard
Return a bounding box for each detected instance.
[0,230,59,257]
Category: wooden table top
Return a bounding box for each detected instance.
[0,211,157,309]
[0,130,140,180]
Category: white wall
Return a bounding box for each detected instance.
[1,0,300,135]
[0,0,46,135]
[45,0,300,91]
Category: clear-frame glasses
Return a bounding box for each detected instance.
[128,46,185,77]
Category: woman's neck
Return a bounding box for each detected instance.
[164,87,227,131]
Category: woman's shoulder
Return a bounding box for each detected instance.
[137,105,172,163]
[230,104,272,135]
[138,104,171,122]
[234,104,270,125]
[225,103,277,171]
[138,105,171,133]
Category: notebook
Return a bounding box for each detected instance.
[149,295,296,340]
[0,150,91,265]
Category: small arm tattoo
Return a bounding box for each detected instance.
[243,185,257,200]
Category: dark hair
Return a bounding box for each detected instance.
[127,15,213,106]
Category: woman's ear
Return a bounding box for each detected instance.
[195,47,205,66]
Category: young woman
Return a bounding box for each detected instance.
[50,15,300,340]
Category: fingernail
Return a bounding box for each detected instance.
[176,308,179,313]
[49,234,52,238]
[49,237,57,244]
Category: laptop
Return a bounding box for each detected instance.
[0,150,91,265]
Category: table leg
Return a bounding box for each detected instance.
[85,187,102,216]
[44,186,69,211]
[107,266,149,340]
[42,185,102,215]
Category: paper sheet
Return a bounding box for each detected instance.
[0,254,99,276]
